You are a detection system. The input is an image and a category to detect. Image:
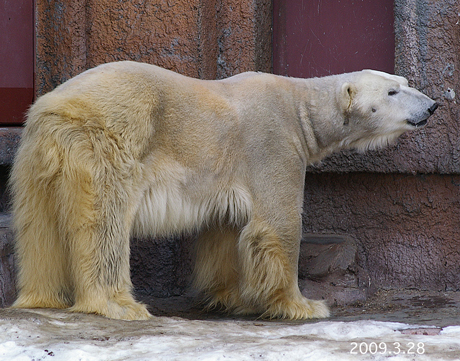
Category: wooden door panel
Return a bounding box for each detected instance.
[0,0,34,124]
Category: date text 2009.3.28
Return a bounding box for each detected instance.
[350,341,425,355]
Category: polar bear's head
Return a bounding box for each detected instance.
[337,69,438,151]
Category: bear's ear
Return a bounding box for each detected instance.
[339,82,357,125]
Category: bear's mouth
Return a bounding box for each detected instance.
[407,118,428,128]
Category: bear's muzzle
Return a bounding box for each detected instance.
[407,101,438,128]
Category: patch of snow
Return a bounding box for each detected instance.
[1,309,460,361]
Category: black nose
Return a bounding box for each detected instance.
[428,102,438,115]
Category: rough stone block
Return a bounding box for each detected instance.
[0,214,15,307]
[130,234,195,298]
[299,234,372,306]
[0,127,21,165]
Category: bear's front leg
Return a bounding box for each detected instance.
[237,217,330,320]
[194,226,242,312]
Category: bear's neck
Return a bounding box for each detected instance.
[292,75,351,164]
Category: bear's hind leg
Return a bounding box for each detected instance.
[11,139,72,310]
[68,224,151,320]
[193,226,244,313]
[65,180,151,321]
[13,212,72,310]
[53,134,151,320]
[237,219,330,320]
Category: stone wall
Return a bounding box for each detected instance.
[303,173,460,291]
[303,0,460,293]
[271,5,459,298]
[35,0,272,95]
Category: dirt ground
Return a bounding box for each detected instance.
[332,289,460,327]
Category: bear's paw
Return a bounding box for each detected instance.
[70,297,152,321]
[263,295,330,320]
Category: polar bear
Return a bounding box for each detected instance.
[10,61,437,320]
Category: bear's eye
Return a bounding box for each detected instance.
[388,89,398,96]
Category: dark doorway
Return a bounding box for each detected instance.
[273,0,395,78]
